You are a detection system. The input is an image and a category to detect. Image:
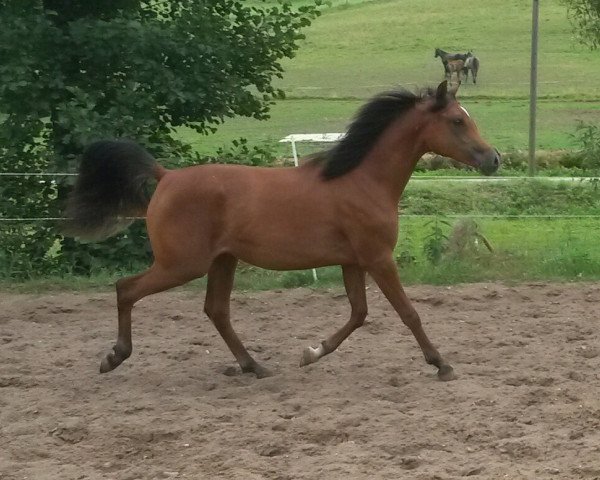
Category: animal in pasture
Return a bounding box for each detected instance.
[434,47,451,76]
[435,48,479,84]
[64,81,500,382]
[434,48,470,62]
[463,54,480,84]
[434,47,470,76]
[446,59,465,85]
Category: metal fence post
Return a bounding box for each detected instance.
[528,0,540,177]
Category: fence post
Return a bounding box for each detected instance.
[528,0,539,177]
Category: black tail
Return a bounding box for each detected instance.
[64,139,160,241]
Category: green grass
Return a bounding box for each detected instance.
[177,97,600,156]
[6,215,600,292]
[5,179,600,291]
[399,179,600,215]
[276,0,599,99]
[176,0,600,156]
[395,217,600,284]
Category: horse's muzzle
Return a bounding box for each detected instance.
[478,148,501,176]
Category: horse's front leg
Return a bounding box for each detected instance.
[204,254,272,379]
[367,256,456,381]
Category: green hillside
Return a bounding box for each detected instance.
[178,0,600,155]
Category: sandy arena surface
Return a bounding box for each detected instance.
[1,282,600,480]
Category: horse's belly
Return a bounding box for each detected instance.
[232,233,351,271]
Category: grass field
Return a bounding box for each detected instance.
[5,179,600,290]
[178,98,600,156]
[178,0,600,156]
[8,214,599,291]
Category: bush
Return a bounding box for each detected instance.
[0,1,320,280]
[446,218,493,258]
[204,138,277,167]
[573,121,600,171]
[499,150,527,170]
[558,151,583,169]
[422,218,450,265]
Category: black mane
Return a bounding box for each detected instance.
[317,89,431,180]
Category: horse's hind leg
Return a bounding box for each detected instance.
[204,254,271,379]
[367,257,456,381]
[300,265,367,366]
[100,264,199,373]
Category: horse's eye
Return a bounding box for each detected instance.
[452,118,464,126]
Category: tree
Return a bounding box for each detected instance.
[564,0,600,49]
[0,0,321,276]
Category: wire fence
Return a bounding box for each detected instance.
[3,170,600,282]
[2,172,600,222]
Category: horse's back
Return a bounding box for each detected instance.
[153,162,325,210]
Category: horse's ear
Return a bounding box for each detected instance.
[436,80,448,99]
[434,81,449,109]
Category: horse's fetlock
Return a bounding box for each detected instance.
[114,342,132,359]
[205,306,228,323]
[320,339,333,354]
[425,354,442,368]
[353,307,368,327]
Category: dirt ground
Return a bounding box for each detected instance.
[1,282,600,480]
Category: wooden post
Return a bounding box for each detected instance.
[528,0,539,176]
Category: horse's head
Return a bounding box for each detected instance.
[419,81,500,176]
[434,48,441,58]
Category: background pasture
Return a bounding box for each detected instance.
[179,0,600,155]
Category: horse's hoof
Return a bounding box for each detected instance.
[300,343,326,367]
[99,352,119,373]
[254,364,273,379]
[99,346,129,373]
[299,346,321,367]
[437,365,457,381]
[240,362,273,379]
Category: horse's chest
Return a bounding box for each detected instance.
[343,204,399,249]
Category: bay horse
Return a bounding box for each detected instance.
[65,81,500,382]
[434,48,469,76]
[446,59,465,85]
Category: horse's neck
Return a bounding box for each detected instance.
[358,115,426,203]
